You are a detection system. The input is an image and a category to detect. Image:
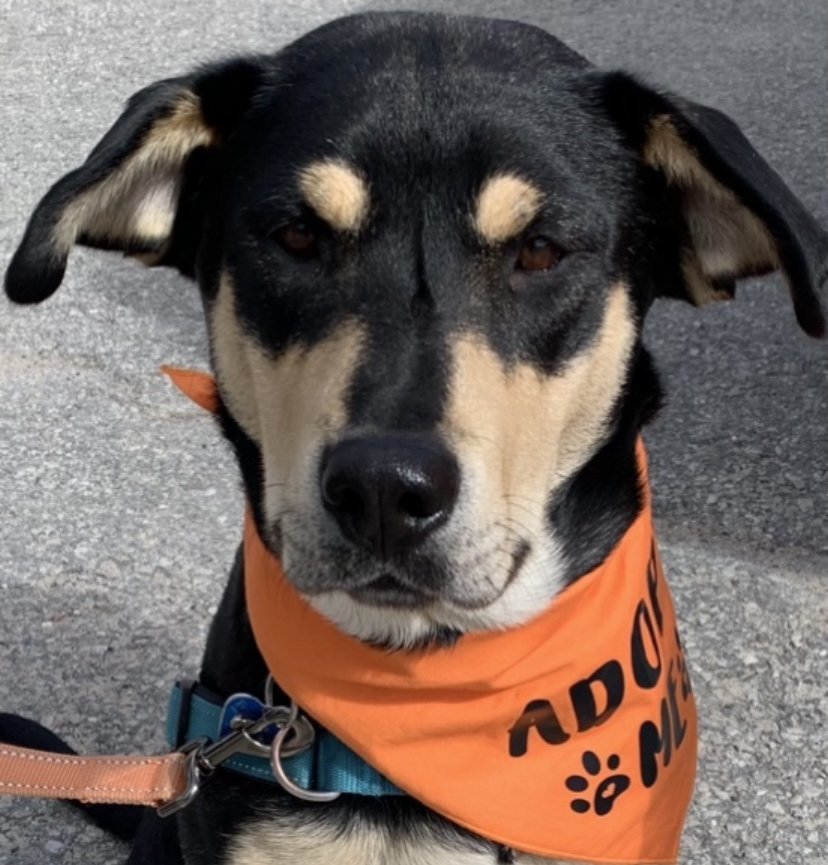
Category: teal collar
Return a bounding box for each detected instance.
[166,681,402,797]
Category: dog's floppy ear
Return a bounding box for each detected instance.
[5,57,268,304]
[600,73,828,337]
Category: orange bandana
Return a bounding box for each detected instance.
[166,367,697,865]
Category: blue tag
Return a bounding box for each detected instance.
[218,693,278,743]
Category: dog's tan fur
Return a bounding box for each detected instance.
[444,283,636,523]
[55,93,212,254]
[209,274,366,548]
[644,115,781,304]
[299,160,371,233]
[473,174,544,245]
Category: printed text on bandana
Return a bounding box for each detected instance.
[507,544,693,817]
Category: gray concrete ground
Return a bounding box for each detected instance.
[0,1,826,863]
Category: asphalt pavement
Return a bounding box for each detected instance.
[0,1,826,863]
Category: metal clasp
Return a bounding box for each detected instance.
[158,679,338,816]
[199,704,291,766]
[158,700,313,817]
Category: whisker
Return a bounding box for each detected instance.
[263,509,300,530]
[501,497,545,522]
[497,515,536,541]
[492,520,529,545]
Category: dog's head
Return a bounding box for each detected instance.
[7,13,826,647]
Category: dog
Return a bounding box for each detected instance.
[3,10,826,865]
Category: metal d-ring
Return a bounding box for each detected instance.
[270,700,341,802]
[263,676,315,758]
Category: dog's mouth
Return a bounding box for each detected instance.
[346,573,439,609]
[278,521,535,613]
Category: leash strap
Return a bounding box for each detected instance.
[0,744,187,807]
[0,680,403,814]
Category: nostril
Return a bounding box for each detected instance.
[324,481,365,517]
[398,490,435,521]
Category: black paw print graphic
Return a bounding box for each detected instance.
[566,751,631,816]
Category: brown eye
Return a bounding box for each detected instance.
[275,221,319,258]
[517,235,561,272]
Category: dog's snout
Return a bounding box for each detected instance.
[320,435,460,558]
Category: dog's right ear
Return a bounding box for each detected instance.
[5,57,269,303]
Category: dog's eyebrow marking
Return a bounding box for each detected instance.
[473,174,543,245]
[298,160,370,232]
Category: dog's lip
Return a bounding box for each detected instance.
[347,573,438,609]
[447,538,532,610]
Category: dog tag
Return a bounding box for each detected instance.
[218,693,277,743]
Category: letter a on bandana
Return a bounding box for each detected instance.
[165,367,698,865]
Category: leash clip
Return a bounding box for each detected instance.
[200,704,292,765]
[159,680,330,816]
[158,703,305,817]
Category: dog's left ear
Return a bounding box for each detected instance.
[599,73,827,337]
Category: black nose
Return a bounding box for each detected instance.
[320,434,460,559]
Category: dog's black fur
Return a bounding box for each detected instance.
[4,12,827,865]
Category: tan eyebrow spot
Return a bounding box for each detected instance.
[474,174,543,244]
[298,160,370,232]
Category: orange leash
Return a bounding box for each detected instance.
[0,744,188,807]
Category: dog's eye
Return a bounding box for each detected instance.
[517,236,561,272]
[274,221,319,259]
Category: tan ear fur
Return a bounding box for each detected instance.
[55,93,214,258]
[644,115,781,305]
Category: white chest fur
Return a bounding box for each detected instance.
[225,812,572,865]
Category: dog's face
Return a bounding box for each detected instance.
[6,13,827,648]
[207,24,650,645]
